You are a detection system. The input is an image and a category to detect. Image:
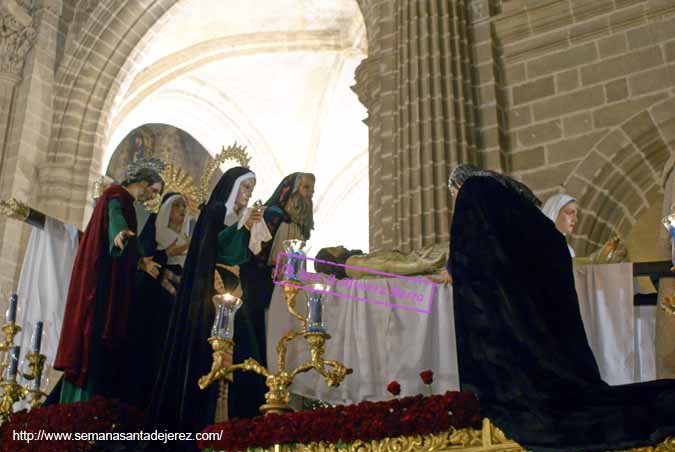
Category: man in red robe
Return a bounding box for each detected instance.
[54,167,164,405]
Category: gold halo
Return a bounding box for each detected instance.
[198,142,251,206]
[144,162,201,216]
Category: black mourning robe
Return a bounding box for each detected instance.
[451,175,675,452]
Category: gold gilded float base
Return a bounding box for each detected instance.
[225,420,675,452]
[259,403,295,415]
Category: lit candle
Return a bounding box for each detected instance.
[7,345,20,381]
[6,293,17,323]
[211,293,242,339]
[32,321,43,353]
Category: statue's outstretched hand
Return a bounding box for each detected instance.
[114,230,135,249]
[139,256,161,279]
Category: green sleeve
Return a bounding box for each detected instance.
[217,223,251,265]
[108,199,129,256]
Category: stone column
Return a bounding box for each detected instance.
[0,1,35,189]
[0,0,37,292]
[356,0,497,252]
[0,73,21,176]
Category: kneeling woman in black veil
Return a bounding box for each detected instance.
[449,164,675,452]
[142,166,263,452]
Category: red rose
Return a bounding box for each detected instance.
[386,380,401,396]
[420,370,434,384]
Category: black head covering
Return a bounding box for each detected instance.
[449,163,542,207]
[144,166,254,449]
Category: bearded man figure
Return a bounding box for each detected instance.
[233,172,315,419]
[54,167,164,407]
[265,172,315,257]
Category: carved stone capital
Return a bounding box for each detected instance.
[0,0,37,79]
[352,55,380,113]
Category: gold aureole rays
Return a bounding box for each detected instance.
[143,142,251,215]
[144,162,203,216]
[197,142,251,205]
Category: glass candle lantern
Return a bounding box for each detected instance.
[282,239,308,282]
[211,293,243,339]
[306,284,327,333]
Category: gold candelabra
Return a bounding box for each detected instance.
[0,322,21,382]
[0,310,47,423]
[200,283,352,416]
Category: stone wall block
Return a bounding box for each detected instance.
[547,131,605,164]
[527,42,597,78]
[593,94,661,128]
[520,160,578,189]
[582,46,662,86]
[556,69,580,93]
[598,33,628,58]
[512,76,554,105]
[533,85,605,121]
[509,146,545,171]
[517,119,562,146]
[605,78,629,102]
[628,64,675,96]
[564,111,593,136]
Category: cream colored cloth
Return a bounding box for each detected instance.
[237,207,272,255]
[17,217,79,408]
[573,263,649,384]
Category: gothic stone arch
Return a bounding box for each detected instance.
[42,0,181,225]
[42,0,370,226]
[563,96,675,256]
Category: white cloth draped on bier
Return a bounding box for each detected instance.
[267,264,654,404]
[266,275,459,404]
[16,217,79,370]
[574,263,636,385]
[634,305,656,382]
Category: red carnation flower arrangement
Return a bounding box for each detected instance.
[0,396,143,452]
[199,390,480,452]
